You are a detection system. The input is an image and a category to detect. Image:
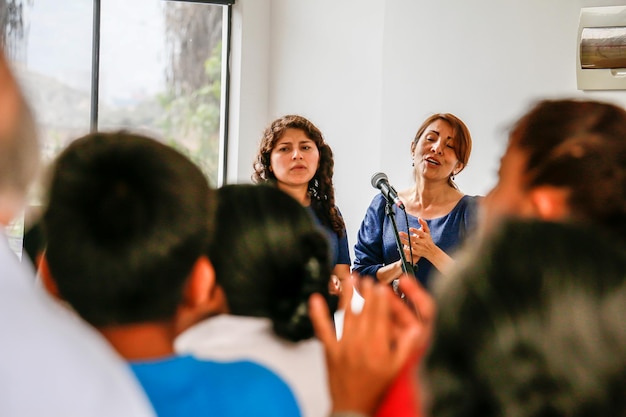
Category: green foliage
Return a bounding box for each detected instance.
[159,42,222,186]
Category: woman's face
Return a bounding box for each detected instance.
[412,119,461,181]
[270,128,320,189]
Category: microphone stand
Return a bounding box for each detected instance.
[384,200,415,296]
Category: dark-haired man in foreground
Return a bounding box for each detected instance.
[40,131,301,417]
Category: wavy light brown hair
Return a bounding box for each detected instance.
[252,115,345,237]
[411,113,473,188]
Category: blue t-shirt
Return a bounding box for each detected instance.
[130,354,301,417]
[353,194,481,288]
[306,206,351,267]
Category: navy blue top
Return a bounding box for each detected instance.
[353,194,481,289]
[307,206,351,267]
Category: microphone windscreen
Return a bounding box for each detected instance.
[371,172,388,188]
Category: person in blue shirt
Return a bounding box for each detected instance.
[353,113,481,289]
[253,114,351,296]
[39,131,301,417]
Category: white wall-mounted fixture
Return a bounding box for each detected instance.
[577,6,626,90]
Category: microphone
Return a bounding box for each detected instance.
[371,172,405,210]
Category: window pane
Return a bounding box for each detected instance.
[99,0,223,186]
[18,0,93,159]
[2,0,226,259]
[2,0,93,260]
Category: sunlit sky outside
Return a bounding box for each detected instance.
[24,0,166,106]
[6,0,221,257]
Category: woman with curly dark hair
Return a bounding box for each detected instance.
[253,114,351,294]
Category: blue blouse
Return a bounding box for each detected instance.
[307,206,351,268]
[353,194,481,289]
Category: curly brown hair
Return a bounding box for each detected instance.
[252,115,345,238]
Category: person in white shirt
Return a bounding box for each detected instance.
[0,47,155,417]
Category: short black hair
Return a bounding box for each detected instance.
[424,219,626,417]
[43,131,215,326]
[210,184,332,342]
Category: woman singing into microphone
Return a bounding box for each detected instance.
[353,113,482,289]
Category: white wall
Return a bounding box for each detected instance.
[230,0,626,261]
[226,0,271,184]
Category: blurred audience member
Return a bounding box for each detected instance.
[40,132,301,417]
[424,220,626,417]
[0,48,155,417]
[315,220,626,417]
[483,98,626,241]
[176,183,334,417]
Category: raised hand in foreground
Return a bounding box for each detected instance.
[309,275,435,417]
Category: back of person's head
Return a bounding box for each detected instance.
[509,98,626,241]
[210,184,332,342]
[0,50,38,220]
[423,219,626,417]
[42,131,215,327]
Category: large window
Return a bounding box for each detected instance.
[1,0,231,259]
